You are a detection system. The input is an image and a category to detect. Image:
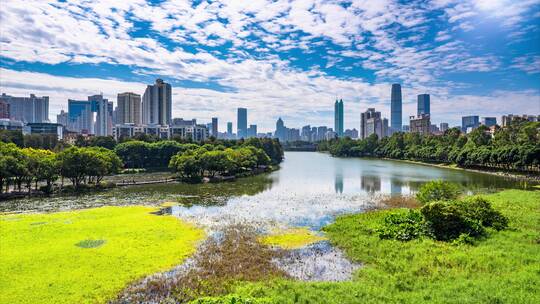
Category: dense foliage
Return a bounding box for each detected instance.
[319,121,540,172]
[0,142,122,192]
[415,180,461,204]
[377,182,508,243]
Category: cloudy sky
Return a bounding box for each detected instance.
[1,0,539,132]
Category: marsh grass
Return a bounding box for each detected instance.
[378,195,421,209]
[114,225,288,303]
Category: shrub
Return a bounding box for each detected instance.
[377,209,426,241]
[416,180,460,204]
[421,201,486,241]
[456,197,509,231]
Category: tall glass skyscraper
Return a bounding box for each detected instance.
[334,99,344,137]
[390,84,402,132]
[237,107,247,138]
[417,94,430,116]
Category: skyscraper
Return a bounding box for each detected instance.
[360,108,388,139]
[237,108,247,138]
[117,92,141,125]
[0,100,9,119]
[0,93,49,123]
[391,84,402,132]
[56,110,68,126]
[334,99,344,137]
[248,124,257,138]
[462,115,480,133]
[481,117,497,127]
[417,94,430,116]
[227,122,233,135]
[68,99,93,134]
[89,94,112,136]
[211,117,218,137]
[410,114,431,135]
[142,79,172,125]
[275,117,286,141]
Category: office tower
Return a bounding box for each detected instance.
[439,122,449,132]
[360,108,388,139]
[248,124,257,138]
[68,99,93,134]
[142,79,172,125]
[301,125,311,141]
[334,99,344,137]
[344,128,359,139]
[462,115,480,133]
[0,100,9,119]
[56,110,68,126]
[410,114,431,135]
[481,117,497,127]
[89,94,112,136]
[227,122,233,135]
[390,84,402,132]
[275,117,286,141]
[211,117,218,136]
[237,108,247,138]
[417,94,430,116]
[117,92,141,125]
[0,93,49,123]
[317,126,328,141]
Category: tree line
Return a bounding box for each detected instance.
[0,137,284,194]
[318,121,540,173]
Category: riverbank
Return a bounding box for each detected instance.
[196,189,540,303]
[385,158,540,182]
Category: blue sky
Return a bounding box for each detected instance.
[1,0,539,131]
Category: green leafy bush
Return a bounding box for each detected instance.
[416,180,460,204]
[420,201,485,241]
[456,197,509,231]
[377,209,426,241]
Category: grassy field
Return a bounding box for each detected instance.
[197,189,540,303]
[0,206,205,304]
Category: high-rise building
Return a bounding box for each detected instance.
[247,124,257,138]
[237,108,247,138]
[301,125,311,141]
[410,114,431,135]
[502,114,539,127]
[462,115,480,133]
[117,92,141,125]
[334,99,344,137]
[481,117,497,127]
[227,122,233,135]
[142,79,172,125]
[275,117,286,142]
[89,94,113,136]
[360,108,388,139]
[391,84,402,132]
[439,122,449,132]
[0,93,49,123]
[211,117,218,137]
[56,110,68,126]
[317,126,328,141]
[417,94,430,116]
[68,99,93,134]
[344,128,359,139]
[0,100,9,119]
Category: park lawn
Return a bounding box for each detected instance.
[259,228,327,249]
[198,189,540,303]
[0,206,205,304]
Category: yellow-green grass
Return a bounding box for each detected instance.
[259,228,327,249]
[201,189,540,303]
[0,206,205,304]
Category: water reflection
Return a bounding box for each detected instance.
[334,166,343,194]
[361,175,381,193]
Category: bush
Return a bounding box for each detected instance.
[420,201,485,241]
[416,180,460,204]
[377,209,426,241]
[456,197,509,231]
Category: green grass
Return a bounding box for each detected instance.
[259,228,327,249]
[201,190,540,303]
[0,206,205,304]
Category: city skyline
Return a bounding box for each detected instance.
[0,1,539,131]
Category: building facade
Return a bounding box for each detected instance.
[67,99,93,134]
[417,94,430,116]
[142,79,172,125]
[89,94,113,136]
[390,84,402,132]
[481,117,497,127]
[211,117,218,137]
[117,92,141,125]
[0,93,49,123]
[0,100,9,119]
[237,108,247,138]
[361,108,388,139]
[334,99,344,137]
[462,115,480,133]
[410,114,431,135]
[439,122,449,132]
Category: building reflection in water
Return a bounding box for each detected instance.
[335,166,344,194]
[361,175,381,193]
[390,178,403,196]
